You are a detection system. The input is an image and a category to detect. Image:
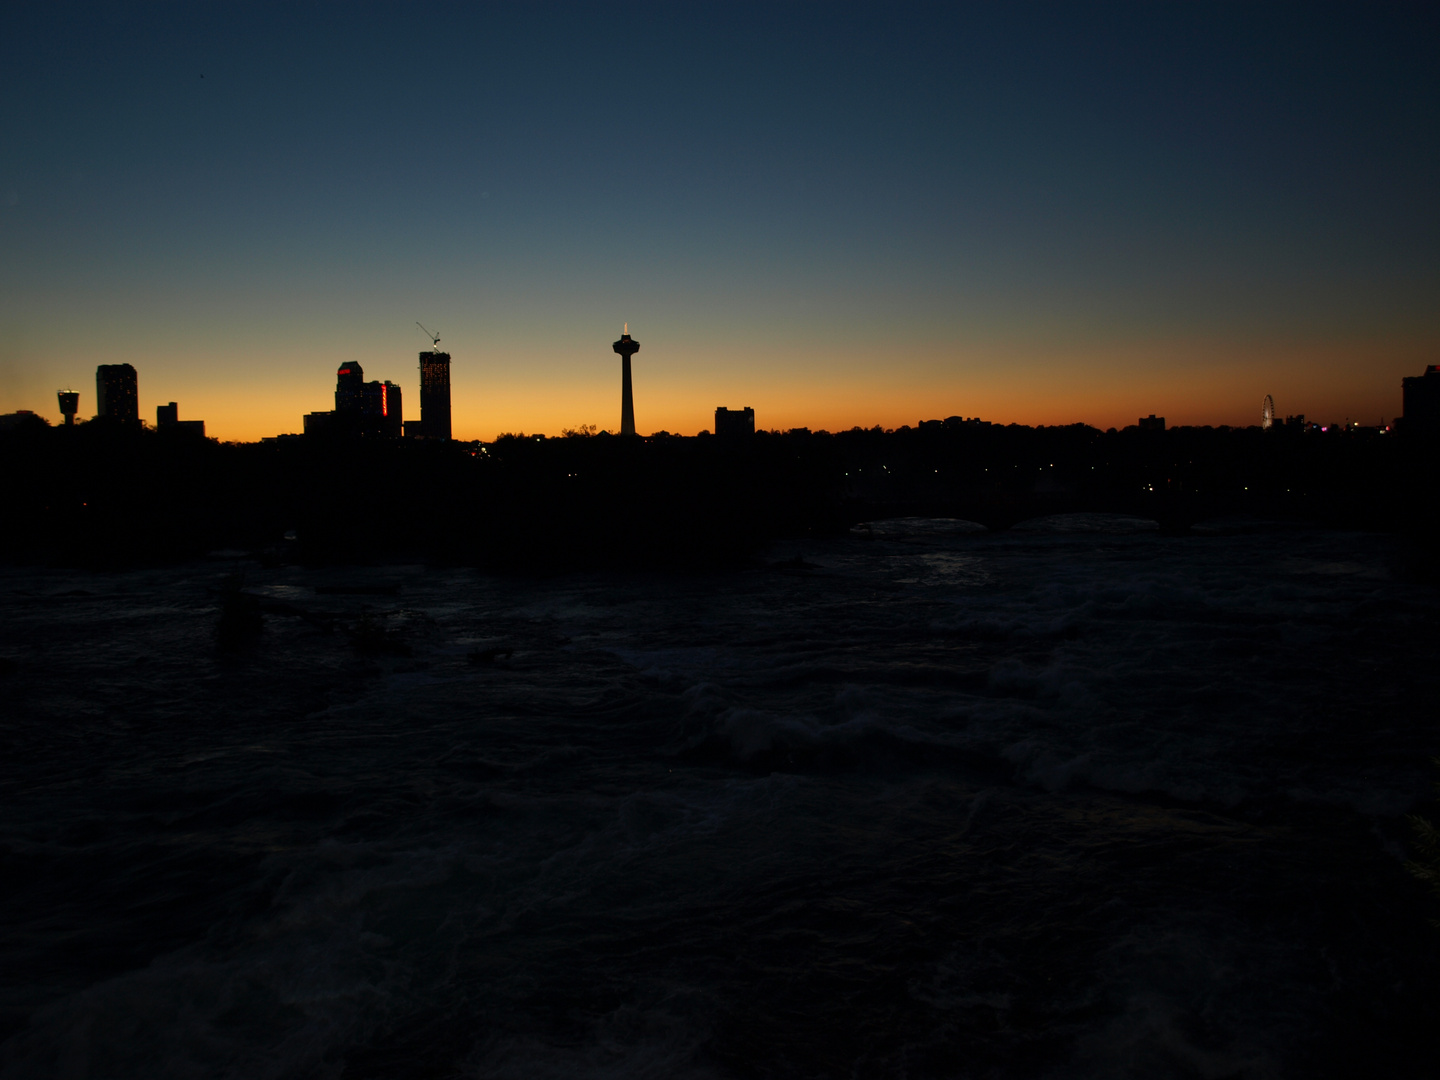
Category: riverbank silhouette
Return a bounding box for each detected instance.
[3,418,1435,572]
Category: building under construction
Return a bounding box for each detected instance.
[406,323,452,440]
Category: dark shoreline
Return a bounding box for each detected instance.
[4,419,1436,573]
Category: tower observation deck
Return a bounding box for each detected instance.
[57,390,79,426]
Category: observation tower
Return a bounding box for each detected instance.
[613,324,639,436]
[57,389,79,426]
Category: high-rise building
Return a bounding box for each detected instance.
[715,406,755,437]
[418,349,452,440]
[1402,364,1440,437]
[1138,414,1166,431]
[57,390,79,426]
[335,362,366,414]
[613,326,639,436]
[306,362,404,437]
[363,379,403,437]
[382,381,402,437]
[96,364,139,422]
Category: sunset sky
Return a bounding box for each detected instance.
[2,2,1437,441]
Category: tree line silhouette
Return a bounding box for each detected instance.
[2,415,1435,572]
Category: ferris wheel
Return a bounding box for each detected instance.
[1261,394,1275,430]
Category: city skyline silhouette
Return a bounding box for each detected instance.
[2,4,1436,440]
[2,7,1440,1077]
[13,323,1422,443]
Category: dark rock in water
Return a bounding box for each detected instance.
[771,554,821,573]
[215,578,263,652]
[347,614,412,657]
[316,584,401,596]
[1393,527,1440,584]
[466,646,513,665]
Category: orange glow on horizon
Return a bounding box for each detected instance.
[5,333,1428,442]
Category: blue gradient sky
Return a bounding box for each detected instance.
[2,2,1436,439]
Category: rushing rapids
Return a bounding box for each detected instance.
[1,517,1437,1077]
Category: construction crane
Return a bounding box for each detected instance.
[416,322,440,350]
